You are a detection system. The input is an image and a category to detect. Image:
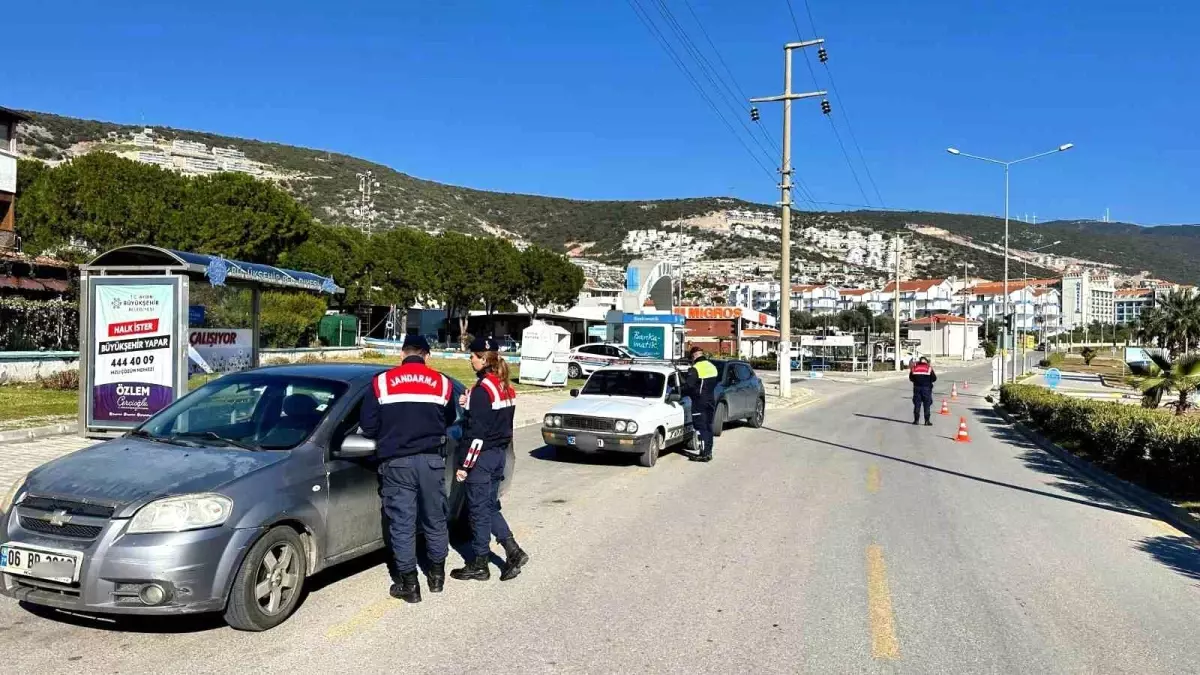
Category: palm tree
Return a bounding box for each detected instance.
[1158,289,1200,354]
[1137,306,1168,348]
[1131,352,1200,415]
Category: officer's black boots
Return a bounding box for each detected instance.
[924,420,933,426]
[427,561,446,593]
[450,556,491,581]
[390,570,422,603]
[499,537,530,581]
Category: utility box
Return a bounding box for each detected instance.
[519,321,571,387]
[319,314,358,347]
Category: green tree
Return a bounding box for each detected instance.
[428,232,487,347]
[516,246,584,318]
[1158,289,1200,354]
[280,223,371,306]
[259,292,328,348]
[478,239,525,315]
[373,227,435,332]
[1132,352,1200,415]
[1081,347,1098,365]
[789,311,819,331]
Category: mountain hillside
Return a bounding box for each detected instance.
[14,110,1199,284]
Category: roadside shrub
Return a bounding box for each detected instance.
[0,298,79,351]
[749,357,777,370]
[36,369,80,391]
[983,341,997,358]
[296,353,325,364]
[1000,384,1200,498]
[361,349,385,359]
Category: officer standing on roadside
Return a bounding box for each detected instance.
[682,345,719,462]
[360,335,454,603]
[451,336,529,582]
[909,355,937,426]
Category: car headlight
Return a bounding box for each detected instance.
[626,421,638,434]
[544,414,555,427]
[0,474,28,514]
[127,494,233,534]
[614,420,627,432]
[552,415,562,427]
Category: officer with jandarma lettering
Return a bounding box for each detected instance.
[360,335,454,603]
[450,336,529,583]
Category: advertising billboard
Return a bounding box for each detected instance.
[88,278,182,427]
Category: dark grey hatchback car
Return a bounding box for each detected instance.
[0,364,510,631]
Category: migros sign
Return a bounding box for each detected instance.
[673,306,772,325]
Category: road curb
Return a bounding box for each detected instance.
[766,388,817,410]
[0,421,77,443]
[992,403,1200,542]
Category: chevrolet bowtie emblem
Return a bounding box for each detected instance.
[47,510,72,527]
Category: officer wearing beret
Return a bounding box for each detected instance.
[360,335,454,603]
[450,336,529,582]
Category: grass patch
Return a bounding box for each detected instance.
[0,386,77,423]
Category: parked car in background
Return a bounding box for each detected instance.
[567,343,636,379]
[0,364,508,632]
[708,359,767,436]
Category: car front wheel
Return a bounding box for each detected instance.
[224,526,307,631]
[639,431,663,467]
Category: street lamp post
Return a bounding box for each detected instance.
[946,143,1074,382]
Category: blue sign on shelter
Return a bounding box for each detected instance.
[1045,368,1062,389]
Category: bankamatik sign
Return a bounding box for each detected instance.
[90,280,179,426]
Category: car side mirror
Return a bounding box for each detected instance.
[570,388,580,397]
[336,434,376,459]
[667,393,682,404]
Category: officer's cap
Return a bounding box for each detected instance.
[402,334,431,353]
[469,336,499,353]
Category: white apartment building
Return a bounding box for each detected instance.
[137,151,172,167]
[791,284,840,315]
[1062,271,1116,328]
[838,288,886,314]
[880,279,955,321]
[727,281,781,312]
[963,281,1061,331]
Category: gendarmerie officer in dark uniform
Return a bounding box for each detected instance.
[360,335,454,603]
[451,336,529,582]
[682,345,720,462]
[909,356,937,426]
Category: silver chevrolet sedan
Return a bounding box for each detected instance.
[0,363,512,631]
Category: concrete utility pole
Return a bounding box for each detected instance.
[963,261,970,362]
[893,235,902,371]
[750,40,827,400]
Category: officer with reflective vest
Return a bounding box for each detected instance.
[451,336,530,582]
[683,345,720,462]
[909,355,937,426]
[360,335,454,603]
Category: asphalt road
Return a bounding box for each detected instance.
[5,364,1200,673]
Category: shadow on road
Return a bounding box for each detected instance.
[1135,535,1200,582]
[971,406,1141,512]
[854,413,916,425]
[528,444,657,467]
[17,602,227,634]
[761,425,1154,520]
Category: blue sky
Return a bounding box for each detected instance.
[8,0,1197,224]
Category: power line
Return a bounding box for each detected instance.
[652,0,822,209]
[801,0,886,207]
[625,0,778,183]
[782,0,875,209]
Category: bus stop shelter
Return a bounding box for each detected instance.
[78,245,343,436]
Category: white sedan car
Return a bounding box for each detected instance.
[566,343,636,379]
[541,364,693,467]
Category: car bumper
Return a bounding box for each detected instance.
[1,508,262,616]
[541,428,651,454]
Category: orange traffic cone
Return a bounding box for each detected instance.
[963,381,970,391]
[939,399,950,415]
[955,417,971,443]
[951,383,959,401]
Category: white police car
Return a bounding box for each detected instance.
[541,363,693,468]
[566,343,636,380]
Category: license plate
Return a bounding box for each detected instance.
[596,438,604,448]
[567,435,576,445]
[0,544,81,584]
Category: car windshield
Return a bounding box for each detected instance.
[581,370,665,398]
[135,373,348,451]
